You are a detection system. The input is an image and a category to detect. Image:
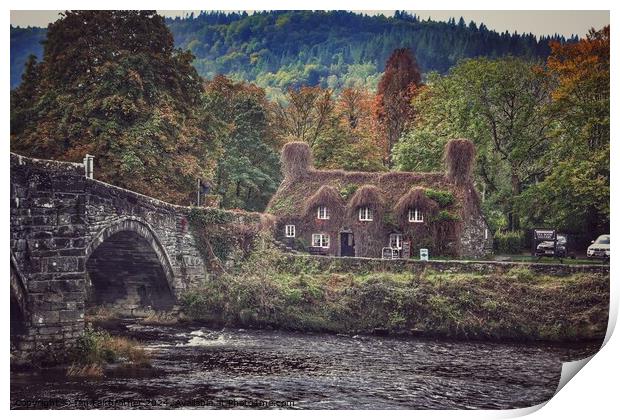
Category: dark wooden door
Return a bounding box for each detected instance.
[340,232,355,257]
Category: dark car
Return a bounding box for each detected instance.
[535,234,575,258]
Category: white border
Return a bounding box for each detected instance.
[3,2,617,419]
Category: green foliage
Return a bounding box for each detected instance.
[432,210,460,223]
[188,207,235,225]
[268,196,295,215]
[204,75,281,211]
[394,56,556,233]
[424,189,455,207]
[10,11,219,205]
[494,231,523,254]
[339,183,358,200]
[506,267,535,282]
[166,11,560,97]
[393,129,445,172]
[516,27,609,236]
[11,11,566,94]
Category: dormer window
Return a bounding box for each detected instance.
[317,206,330,220]
[358,207,373,221]
[408,208,424,223]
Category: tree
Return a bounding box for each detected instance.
[276,86,337,148]
[333,87,384,171]
[203,75,281,211]
[394,57,555,232]
[10,11,218,205]
[376,48,422,166]
[517,26,609,235]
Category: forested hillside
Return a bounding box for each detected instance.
[11,10,571,92]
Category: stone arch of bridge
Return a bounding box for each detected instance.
[85,217,177,314]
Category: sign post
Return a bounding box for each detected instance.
[420,248,429,261]
[532,228,562,263]
[402,241,411,259]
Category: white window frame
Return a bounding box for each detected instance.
[317,206,330,220]
[389,233,403,250]
[408,208,424,223]
[358,206,373,221]
[285,225,296,238]
[312,233,330,248]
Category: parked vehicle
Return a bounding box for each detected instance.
[535,234,575,258]
[587,234,610,260]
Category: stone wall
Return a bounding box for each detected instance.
[10,154,88,358]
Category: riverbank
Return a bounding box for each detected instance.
[181,244,609,342]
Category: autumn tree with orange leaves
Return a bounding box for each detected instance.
[518,26,610,235]
[277,86,385,171]
[376,48,422,167]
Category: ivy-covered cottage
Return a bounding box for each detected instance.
[266,139,492,258]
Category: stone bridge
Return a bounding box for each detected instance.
[10,153,259,357]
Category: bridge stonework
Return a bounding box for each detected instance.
[9,153,221,358]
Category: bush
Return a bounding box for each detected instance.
[494,231,523,254]
[72,327,150,369]
[425,189,455,207]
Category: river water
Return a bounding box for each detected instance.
[11,323,600,410]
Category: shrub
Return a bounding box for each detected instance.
[425,189,455,207]
[432,210,460,222]
[72,327,150,369]
[494,231,523,254]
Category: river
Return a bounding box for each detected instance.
[11,322,600,410]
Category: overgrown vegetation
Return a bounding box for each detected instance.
[495,231,524,254]
[181,241,609,342]
[424,189,455,207]
[186,207,266,272]
[68,327,150,377]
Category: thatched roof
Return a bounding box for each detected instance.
[394,187,439,222]
[267,139,477,221]
[303,185,345,216]
[347,185,385,216]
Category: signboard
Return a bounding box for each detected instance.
[533,229,556,241]
[531,228,561,260]
[420,248,429,261]
[382,247,393,260]
[402,241,411,259]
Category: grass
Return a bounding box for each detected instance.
[68,327,151,377]
[430,254,606,265]
[499,255,607,265]
[180,237,609,342]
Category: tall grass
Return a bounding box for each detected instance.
[180,238,609,342]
